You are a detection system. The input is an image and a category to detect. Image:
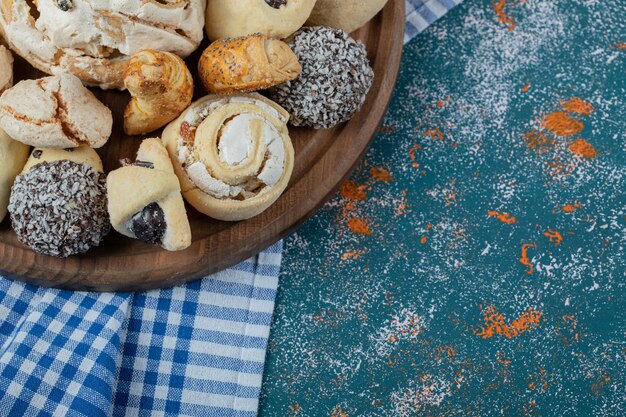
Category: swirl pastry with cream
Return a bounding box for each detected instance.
[162,93,294,221]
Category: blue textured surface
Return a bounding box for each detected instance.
[261,0,626,415]
[0,1,456,416]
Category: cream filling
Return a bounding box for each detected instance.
[257,132,285,186]
[186,161,243,199]
[218,114,255,167]
[6,0,203,62]
[178,97,287,200]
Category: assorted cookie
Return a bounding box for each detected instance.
[0,129,29,222]
[124,50,194,136]
[0,46,13,94]
[8,147,110,258]
[0,74,113,148]
[0,52,29,223]
[307,0,390,33]
[198,34,301,94]
[162,93,295,221]
[0,0,205,89]
[0,0,388,257]
[204,0,317,41]
[107,138,191,251]
[269,26,374,129]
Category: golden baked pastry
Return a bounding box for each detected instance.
[0,128,29,222]
[107,138,191,251]
[162,93,294,221]
[205,0,316,41]
[307,0,389,33]
[0,0,205,89]
[124,50,194,136]
[198,34,301,94]
[0,74,113,149]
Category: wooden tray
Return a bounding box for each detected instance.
[0,0,405,291]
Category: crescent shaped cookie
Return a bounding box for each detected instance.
[0,0,205,89]
[107,138,192,251]
[204,0,316,41]
[162,93,295,221]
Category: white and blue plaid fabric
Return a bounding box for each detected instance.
[405,0,464,42]
[0,242,281,417]
[0,1,460,416]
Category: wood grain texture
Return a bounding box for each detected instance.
[0,0,405,291]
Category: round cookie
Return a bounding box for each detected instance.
[8,147,110,258]
[204,0,316,41]
[0,0,205,89]
[162,93,295,221]
[0,74,113,149]
[269,26,374,129]
[306,0,389,33]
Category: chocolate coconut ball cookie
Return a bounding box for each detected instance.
[269,26,374,129]
[9,159,110,258]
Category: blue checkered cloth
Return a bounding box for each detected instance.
[405,0,464,43]
[0,243,281,417]
[0,2,461,416]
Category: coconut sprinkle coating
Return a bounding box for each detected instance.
[8,160,110,258]
[269,26,374,129]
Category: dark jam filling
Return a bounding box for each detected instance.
[120,158,155,169]
[56,0,73,11]
[265,0,286,9]
[129,202,166,244]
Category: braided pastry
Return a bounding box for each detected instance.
[162,93,294,221]
[107,138,191,251]
[0,0,205,89]
[124,50,194,136]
